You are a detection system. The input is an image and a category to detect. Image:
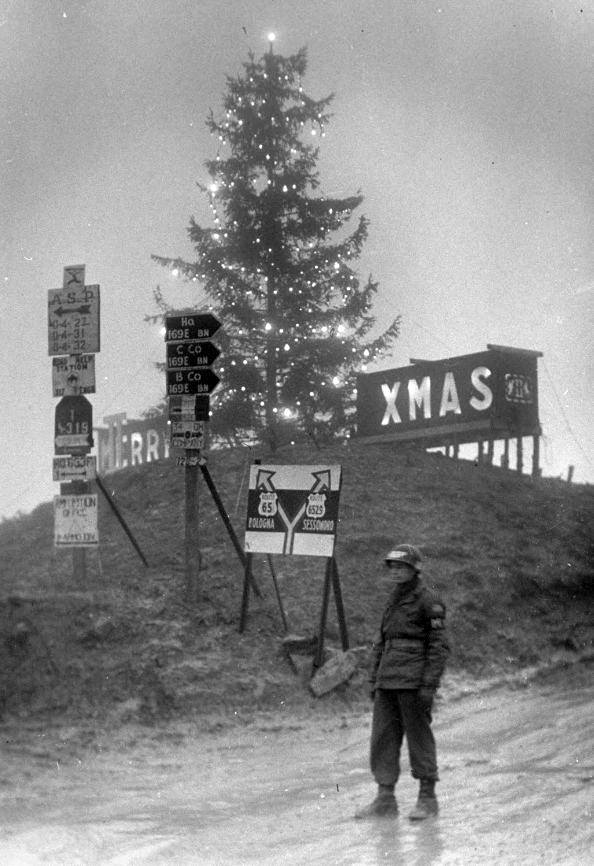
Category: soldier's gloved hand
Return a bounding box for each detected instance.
[417,686,435,711]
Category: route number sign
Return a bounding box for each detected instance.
[54,395,93,453]
[54,494,99,547]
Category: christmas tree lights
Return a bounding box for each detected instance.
[153,42,400,449]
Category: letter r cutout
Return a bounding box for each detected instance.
[381,382,401,425]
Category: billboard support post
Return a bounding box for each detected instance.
[532,435,540,479]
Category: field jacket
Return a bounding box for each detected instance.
[369,576,450,691]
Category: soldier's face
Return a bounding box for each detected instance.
[385,561,416,584]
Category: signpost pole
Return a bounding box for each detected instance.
[184,450,201,602]
[63,480,87,583]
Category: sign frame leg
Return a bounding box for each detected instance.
[312,557,333,674]
[330,557,349,651]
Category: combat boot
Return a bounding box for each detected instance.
[408,779,438,820]
[354,784,398,819]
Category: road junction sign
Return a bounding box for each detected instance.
[244,464,342,557]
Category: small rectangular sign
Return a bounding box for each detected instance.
[52,354,96,396]
[54,493,99,547]
[170,420,206,450]
[53,455,97,482]
[48,284,100,355]
[166,368,220,396]
[168,395,210,421]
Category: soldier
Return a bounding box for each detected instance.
[354,544,450,821]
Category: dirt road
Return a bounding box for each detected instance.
[1,664,592,865]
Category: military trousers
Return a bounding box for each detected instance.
[370,688,438,785]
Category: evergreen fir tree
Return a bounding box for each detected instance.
[153,40,400,450]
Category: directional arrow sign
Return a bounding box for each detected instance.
[166,340,220,370]
[48,284,100,355]
[166,368,220,396]
[170,420,206,450]
[164,313,221,342]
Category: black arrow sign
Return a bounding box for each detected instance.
[164,313,222,342]
[166,340,220,370]
[166,368,221,396]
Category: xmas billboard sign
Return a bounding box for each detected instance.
[356,345,542,445]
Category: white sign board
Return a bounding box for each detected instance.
[52,354,96,396]
[52,455,97,482]
[48,284,100,355]
[244,464,342,557]
[170,420,206,450]
[54,494,99,547]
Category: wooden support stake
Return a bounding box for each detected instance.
[267,554,289,633]
[330,558,349,651]
[200,459,260,597]
[312,558,333,673]
[517,436,523,474]
[95,474,148,567]
[239,553,255,634]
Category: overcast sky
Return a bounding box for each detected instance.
[1,0,592,518]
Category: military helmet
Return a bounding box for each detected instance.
[384,544,422,570]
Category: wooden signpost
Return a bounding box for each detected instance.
[49,265,99,580]
[164,312,221,601]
